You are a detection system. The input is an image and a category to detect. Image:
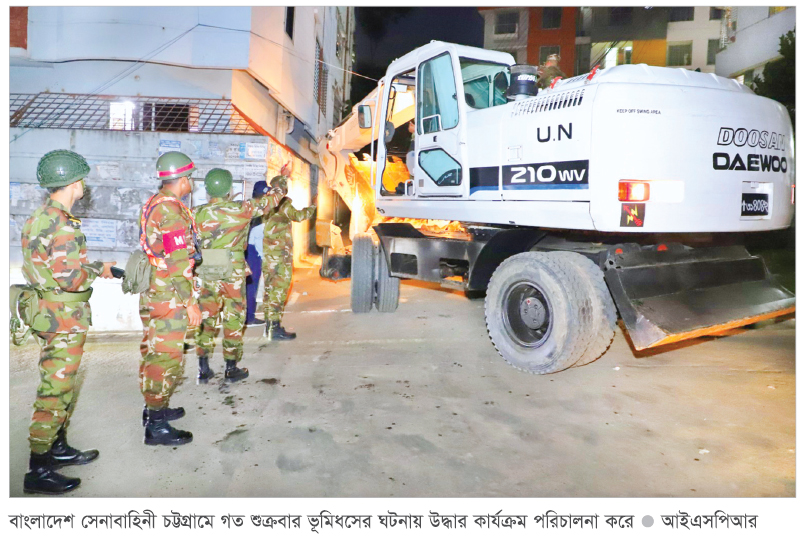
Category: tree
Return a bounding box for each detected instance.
[751,29,795,129]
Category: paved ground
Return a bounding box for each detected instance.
[9,265,796,497]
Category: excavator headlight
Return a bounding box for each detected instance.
[618,181,650,202]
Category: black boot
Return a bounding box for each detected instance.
[23,452,81,495]
[142,405,186,426]
[197,355,215,384]
[266,321,296,341]
[49,429,99,468]
[144,409,193,446]
[224,360,249,382]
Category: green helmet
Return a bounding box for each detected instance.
[204,168,233,197]
[270,174,289,192]
[156,151,195,181]
[36,150,90,188]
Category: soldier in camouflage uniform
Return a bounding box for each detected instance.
[193,169,282,382]
[138,151,201,446]
[262,174,316,340]
[538,53,566,90]
[21,150,117,494]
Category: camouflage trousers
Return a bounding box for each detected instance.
[139,290,188,411]
[262,249,293,323]
[196,277,246,362]
[29,331,87,454]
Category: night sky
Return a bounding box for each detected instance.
[350,7,485,103]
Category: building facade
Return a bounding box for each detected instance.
[715,6,795,83]
[481,7,726,75]
[9,6,355,330]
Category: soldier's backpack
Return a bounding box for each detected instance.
[121,250,152,294]
[196,248,233,281]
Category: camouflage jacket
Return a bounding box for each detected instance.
[21,198,104,333]
[194,192,280,278]
[538,66,566,89]
[262,197,316,255]
[139,188,198,305]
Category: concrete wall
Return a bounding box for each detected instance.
[10,61,233,99]
[9,128,270,331]
[716,7,795,78]
[20,6,251,68]
[665,6,722,73]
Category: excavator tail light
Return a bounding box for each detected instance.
[618,181,650,202]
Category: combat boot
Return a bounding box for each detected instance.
[197,355,215,384]
[266,321,296,341]
[225,360,249,382]
[49,429,99,468]
[23,452,80,495]
[144,409,193,446]
[142,405,186,426]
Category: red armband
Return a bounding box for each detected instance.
[162,229,188,254]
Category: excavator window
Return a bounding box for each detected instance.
[418,53,459,134]
[459,58,510,109]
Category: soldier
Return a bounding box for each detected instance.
[538,53,567,90]
[194,169,282,383]
[138,151,201,446]
[262,174,316,340]
[21,150,117,494]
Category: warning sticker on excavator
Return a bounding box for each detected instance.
[620,203,645,227]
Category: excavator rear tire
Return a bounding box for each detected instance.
[350,233,374,313]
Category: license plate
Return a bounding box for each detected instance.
[741,193,770,217]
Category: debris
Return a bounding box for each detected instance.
[613,366,620,371]
[699,449,710,455]
[768,385,776,389]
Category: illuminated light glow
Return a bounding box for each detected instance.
[618,180,650,202]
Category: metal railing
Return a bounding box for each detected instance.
[10,93,260,134]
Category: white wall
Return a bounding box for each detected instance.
[716,7,795,78]
[11,60,233,99]
[666,6,722,73]
[19,6,251,68]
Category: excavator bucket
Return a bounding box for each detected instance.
[604,246,795,350]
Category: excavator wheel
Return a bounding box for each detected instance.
[350,233,375,313]
[552,252,617,367]
[374,241,400,313]
[485,252,594,374]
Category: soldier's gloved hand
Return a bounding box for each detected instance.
[101,261,118,279]
[187,303,202,327]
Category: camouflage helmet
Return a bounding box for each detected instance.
[269,174,289,192]
[36,150,90,188]
[204,168,233,197]
[156,151,195,181]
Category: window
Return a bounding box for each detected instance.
[460,58,510,110]
[495,12,518,35]
[542,7,562,29]
[109,102,135,130]
[419,149,462,187]
[667,42,693,67]
[417,53,459,134]
[142,103,190,131]
[710,7,724,20]
[314,40,328,117]
[333,82,343,127]
[285,7,295,39]
[707,39,720,65]
[608,7,632,26]
[669,7,695,22]
[539,46,561,66]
